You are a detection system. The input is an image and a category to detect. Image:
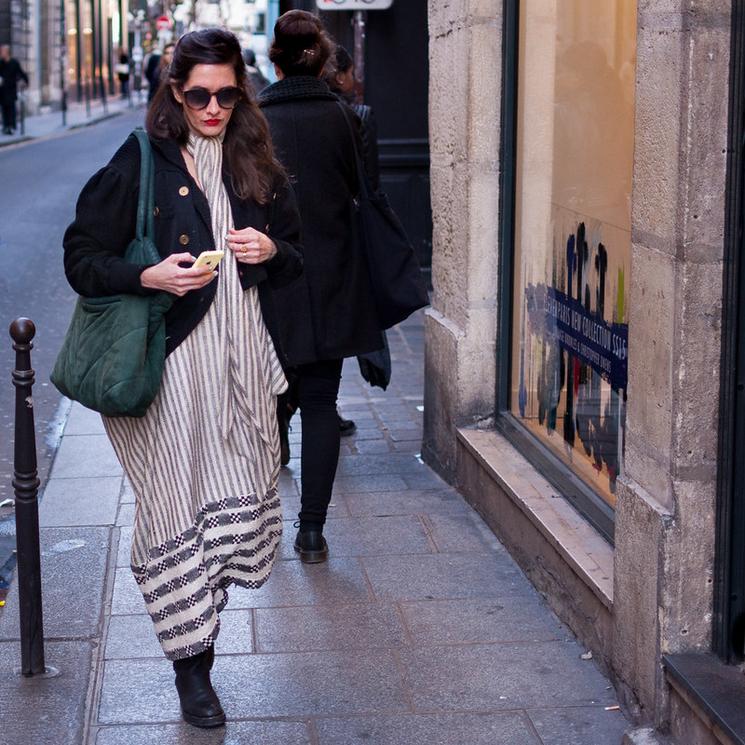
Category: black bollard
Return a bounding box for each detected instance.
[9,318,45,676]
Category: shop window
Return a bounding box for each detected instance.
[501,0,636,533]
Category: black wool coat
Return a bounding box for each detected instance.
[259,76,383,363]
[0,58,28,102]
[63,133,304,362]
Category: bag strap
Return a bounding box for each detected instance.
[335,100,370,200]
[132,128,156,242]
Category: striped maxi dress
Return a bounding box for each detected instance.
[104,132,287,661]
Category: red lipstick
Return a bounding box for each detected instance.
[204,119,221,126]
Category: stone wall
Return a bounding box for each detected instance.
[613,0,730,726]
[425,0,733,732]
[423,0,503,479]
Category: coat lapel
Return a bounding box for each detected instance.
[152,138,213,238]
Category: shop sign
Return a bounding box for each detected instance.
[316,0,393,10]
[524,282,628,391]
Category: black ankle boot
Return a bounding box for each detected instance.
[173,648,225,728]
[294,528,329,564]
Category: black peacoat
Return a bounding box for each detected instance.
[259,76,383,363]
[63,132,304,363]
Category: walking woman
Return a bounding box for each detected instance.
[259,11,383,563]
[62,29,303,728]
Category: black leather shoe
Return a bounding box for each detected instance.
[294,529,329,564]
[339,414,356,437]
[173,649,225,728]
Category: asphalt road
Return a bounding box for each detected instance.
[0,111,145,568]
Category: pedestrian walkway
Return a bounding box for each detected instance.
[0,312,631,744]
[0,95,138,148]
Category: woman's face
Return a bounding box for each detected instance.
[173,63,238,139]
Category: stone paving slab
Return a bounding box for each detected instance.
[254,602,409,653]
[399,596,567,645]
[110,567,146,615]
[277,515,435,560]
[341,487,467,516]
[528,706,629,745]
[228,558,374,609]
[39,476,121,528]
[98,649,409,723]
[63,402,106,436]
[49,434,122,479]
[361,552,526,601]
[398,641,617,711]
[94,720,312,745]
[105,609,254,659]
[0,641,92,745]
[315,712,543,745]
[0,527,111,640]
[115,526,132,567]
[421,511,506,553]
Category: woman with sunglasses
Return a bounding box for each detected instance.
[63,29,302,728]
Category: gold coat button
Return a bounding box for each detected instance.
[153,206,160,216]
[178,234,189,246]
[179,186,189,197]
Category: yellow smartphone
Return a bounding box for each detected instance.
[192,250,225,270]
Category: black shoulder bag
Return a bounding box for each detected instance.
[337,102,429,330]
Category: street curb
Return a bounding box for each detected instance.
[0,109,125,149]
[0,135,33,149]
[68,111,124,131]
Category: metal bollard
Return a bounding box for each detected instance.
[9,318,46,677]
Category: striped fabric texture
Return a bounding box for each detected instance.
[104,132,287,660]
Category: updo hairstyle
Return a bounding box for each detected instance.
[269,10,334,78]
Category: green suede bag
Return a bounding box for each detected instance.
[51,129,173,417]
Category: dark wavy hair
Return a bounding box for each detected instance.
[146,28,282,204]
[269,10,334,78]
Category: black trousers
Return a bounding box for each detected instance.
[1,98,16,131]
[282,358,343,530]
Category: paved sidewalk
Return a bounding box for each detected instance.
[0,95,139,148]
[0,313,631,744]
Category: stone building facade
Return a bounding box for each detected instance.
[0,0,66,113]
[424,1,743,742]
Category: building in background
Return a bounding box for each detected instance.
[425,1,745,743]
[0,0,126,114]
[0,0,67,113]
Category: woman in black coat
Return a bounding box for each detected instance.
[259,11,383,564]
[63,29,303,729]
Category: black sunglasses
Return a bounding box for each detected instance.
[181,86,242,110]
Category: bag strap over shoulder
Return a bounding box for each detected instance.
[132,128,156,242]
[335,100,370,200]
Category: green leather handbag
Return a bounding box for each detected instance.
[51,129,173,418]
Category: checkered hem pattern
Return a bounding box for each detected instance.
[132,491,282,661]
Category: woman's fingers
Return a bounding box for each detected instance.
[169,252,196,264]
